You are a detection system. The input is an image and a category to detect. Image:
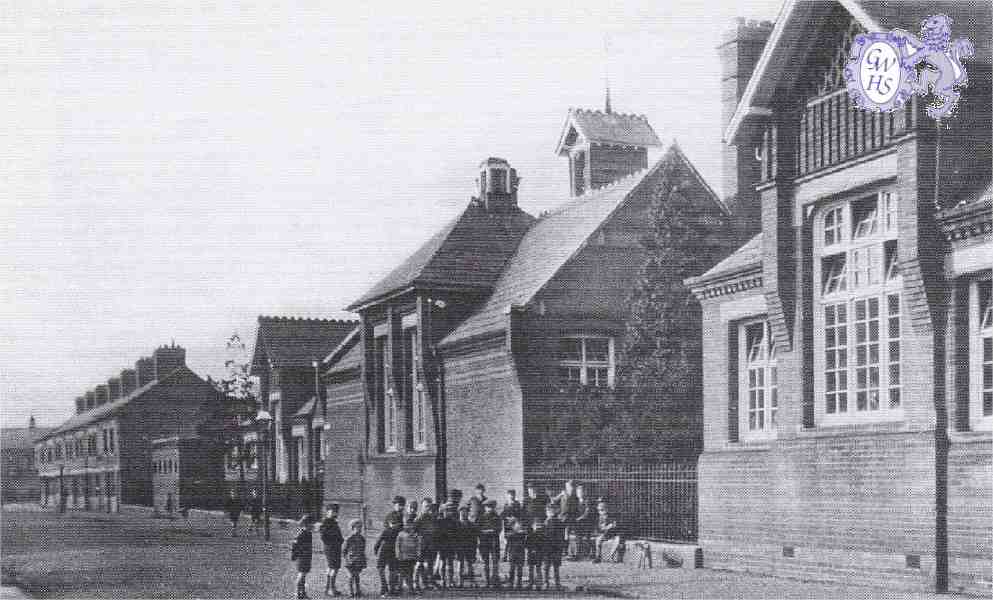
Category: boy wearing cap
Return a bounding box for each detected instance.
[477,498,502,587]
[525,519,545,590]
[499,490,522,563]
[342,519,367,598]
[414,498,438,591]
[374,496,405,597]
[291,514,314,599]
[524,482,547,529]
[543,504,565,591]
[320,504,344,596]
[456,506,477,587]
[394,516,421,595]
[435,502,457,588]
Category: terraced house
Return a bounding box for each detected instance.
[687,1,991,594]
[34,344,223,511]
[323,104,744,535]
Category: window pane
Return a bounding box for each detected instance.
[559,339,582,361]
[585,339,609,362]
[852,196,879,239]
[822,254,847,294]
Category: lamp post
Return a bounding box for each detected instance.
[256,409,273,541]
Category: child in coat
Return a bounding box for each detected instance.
[319,504,344,596]
[476,499,502,588]
[525,520,545,590]
[504,518,526,590]
[457,506,477,588]
[342,519,367,598]
[543,504,565,591]
[394,517,422,595]
[291,515,314,599]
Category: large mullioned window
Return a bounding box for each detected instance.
[558,336,615,388]
[815,191,902,424]
[739,320,778,438]
[972,278,993,428]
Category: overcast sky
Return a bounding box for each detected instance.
[1,0,782,428]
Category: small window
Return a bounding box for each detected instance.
[824,206,845,246]
[740,320,778,437]
[558,336,615,388]
[822,254,847,295]
[851,195,879,239]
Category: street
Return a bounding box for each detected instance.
[2,506,978,599]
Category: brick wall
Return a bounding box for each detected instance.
[947,436,993,594]
[443,341,524,500]
[324,376,365,507]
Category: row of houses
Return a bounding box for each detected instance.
[19,0,991,594]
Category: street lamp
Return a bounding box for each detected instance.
[256,409,273,541]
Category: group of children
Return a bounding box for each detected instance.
[292,481,613,599]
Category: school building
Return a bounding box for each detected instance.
[321,103,749,533]
[686,1,991,594]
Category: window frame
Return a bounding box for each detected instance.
[557,335,616,388]
[406,326,427,452]
[738,318,778,440]
[813,190,903,426]
[970,276,993,430]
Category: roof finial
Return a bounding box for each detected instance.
[603,33,612,114]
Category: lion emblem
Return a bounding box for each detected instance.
[891,14,975,119]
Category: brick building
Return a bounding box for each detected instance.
[686,1,991,594]
[34,343,224,511]
[246,316,357,485]
[324,105,739,531]
[1,417,54,504]
[151,435,225,514]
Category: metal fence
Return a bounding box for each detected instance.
[524,461,697,542]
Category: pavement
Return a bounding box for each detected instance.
[1,504,986,599]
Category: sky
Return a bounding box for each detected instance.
[1,0,783,429]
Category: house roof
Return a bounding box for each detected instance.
[556,108,662,155]
[322,326,363,375]
[36,366,210,442]
[725,0,992,143]
[2,427,55,450]
[938,179,993,219]
[687,233,764,287]
[293,397,318,419]
[251,316,358,373]
[442,144,719,347]
[348,203,536,311]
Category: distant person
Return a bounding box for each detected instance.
[225,489,242,537]
[436,503,458,588]
[477,499,502,587]
[543,504,565,591]
[593,501,621,564]
[524,482,548,528]
[291,515,314,599]
[499,490,522,561]
[456,506,477,587]
[249,489,264,536]
[525,519,545,590]
[414,498,438,591]
[394,516,422,595]
[504,518,526,590]
[569,484,593,560]
[342,519,367,598]
[320,503,344,596]
[374,496,405,597]
[467,483,487,524]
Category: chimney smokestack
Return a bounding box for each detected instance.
[108,377,122,401]
[95,384,110,406]
[75,397,85,414]
[477,158,519,212]
[120,369,137,397]
[153,343,186,379]
[717,18,772,237]
[85,390,96,411]
[136,357,155,387]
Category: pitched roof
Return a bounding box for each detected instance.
[687,233,764,287]
[293,397,317,419]
[36,366,211,442]
[556,108,662,155]
[442,163,662,347]
[347,203,536,310]
[251,317,358,372]
[322,326,362,374]
[725,0,992,142]
[938,179,993,219]
[2,427,55,450]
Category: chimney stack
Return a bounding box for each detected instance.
[75,397,85,414]
[136,357,156,387]
[717,18,772,238]
[85,390,96,411]
[476,158,519,213]
[95,384,110,406]
[29,415,36,429]
[153,343,186,379]
[108,377,122,401]
[120,368,138,396]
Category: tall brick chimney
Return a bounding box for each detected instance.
[120,368,137,396]
[153,343,186,379]
[108,377,122,401]
[717,18,772,238]
[136,357,156,387]
[85,390,96,411]
[75,396,85,414]
[95,384,110,406]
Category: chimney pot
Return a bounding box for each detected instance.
[153,344,186,380]
[120,368,138,397]
[136,357,156,387]
[85,390,96,411]
[95,384,110,406]
[108,377,122,401]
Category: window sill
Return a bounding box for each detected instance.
[797,419,908,438]
[366,450,437,464]
[950,428,992,444]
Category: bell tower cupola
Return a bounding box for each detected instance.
[478,157,520,212]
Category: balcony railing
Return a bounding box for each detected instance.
[758,88,920,183]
